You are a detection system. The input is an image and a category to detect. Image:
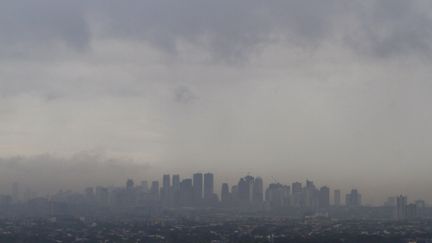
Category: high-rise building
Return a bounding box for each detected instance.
[407,203,417,219]
[204,173,214,200]
[238,178,249,202]
[291,182,302,207]
[180,179,194,205]
[253,177,264,203]
[163,174,171,189]
[306,180,315,189]
[150,180,159,199]
[346,189,361,207]
[395,195,408,220]
[125,179,136,205]
[161,174,172,205]
[319,186,330,208]
[140,181,149,193]
[292,182,302,194]
[221,183,231,203]
[172,174,181,206]
[172,175,180,188]
[304,180,318,209]
[334,189,341,206]
[265,183,290,209]
[193,173,203,203]
[231,185,238,201]
[241,175,255,202]
[126,179,134,191]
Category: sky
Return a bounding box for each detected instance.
[1,0,432,204]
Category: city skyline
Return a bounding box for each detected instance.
[2,171,427,209]
[1,1,432,204]
[2,1,432,242]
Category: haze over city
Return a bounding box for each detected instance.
[1,0,432,205]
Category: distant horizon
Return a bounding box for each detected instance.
[1,0,432,210]
[0,152,427,207]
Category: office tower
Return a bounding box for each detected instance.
[395,195,408,220]
[238,178,249,202]
[150,180,159,199]
[253,177,264,203]
[319,186,330,208]
[126,179,134,191]
[221,183,230,203]
[292,182,302,194]
[125,179,136,205]
[171,174,181,206]
[161,174,171,205]
[193,173,203,203]
[172,174,180,188]
[291,182,302,207]
[140,181,149,193]
[306,180,315,189]
[334,189,341,206]
[407,203,417,219]
[180,179,194,205]
[204,173,214,200]
[304,180,318,209]
[415,200,426,208]
[265,183,290,209]
[231,185,238,201]
[346,189,361,207]
[163,174,171,189]
[238,175,255,203]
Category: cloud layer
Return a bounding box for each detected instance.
[1,0,432,203]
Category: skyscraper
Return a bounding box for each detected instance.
[395,195,408,220]
[291,182,302,207]
[334,189,341,206]
[319,186,330,208]
[253,177,264,203]
[204,173,214,200]
[238,178,249,202]
[346,189,361,207]
[266,183,285,209]
[172,174,180,188]
[140,181,149,193]
[126,179,134,191]
[292,182,302,194]
[193,173,203,203]
[150,180,159,199]
[221,183,231,203]
[172,174,181,206]
[161,174,171,205]
[304,180,318,209]
[180,178,193,206]
[163,174,171,189]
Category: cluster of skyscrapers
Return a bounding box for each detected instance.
[2,173,427,220]
[75,173,365,211]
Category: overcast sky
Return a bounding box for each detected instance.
[1,0,432,204]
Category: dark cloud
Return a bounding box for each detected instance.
[344,0,432,59]
[90,0,432,60]
[0,0,90,54]
[173,86,197,104]
[1,0,432,60]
